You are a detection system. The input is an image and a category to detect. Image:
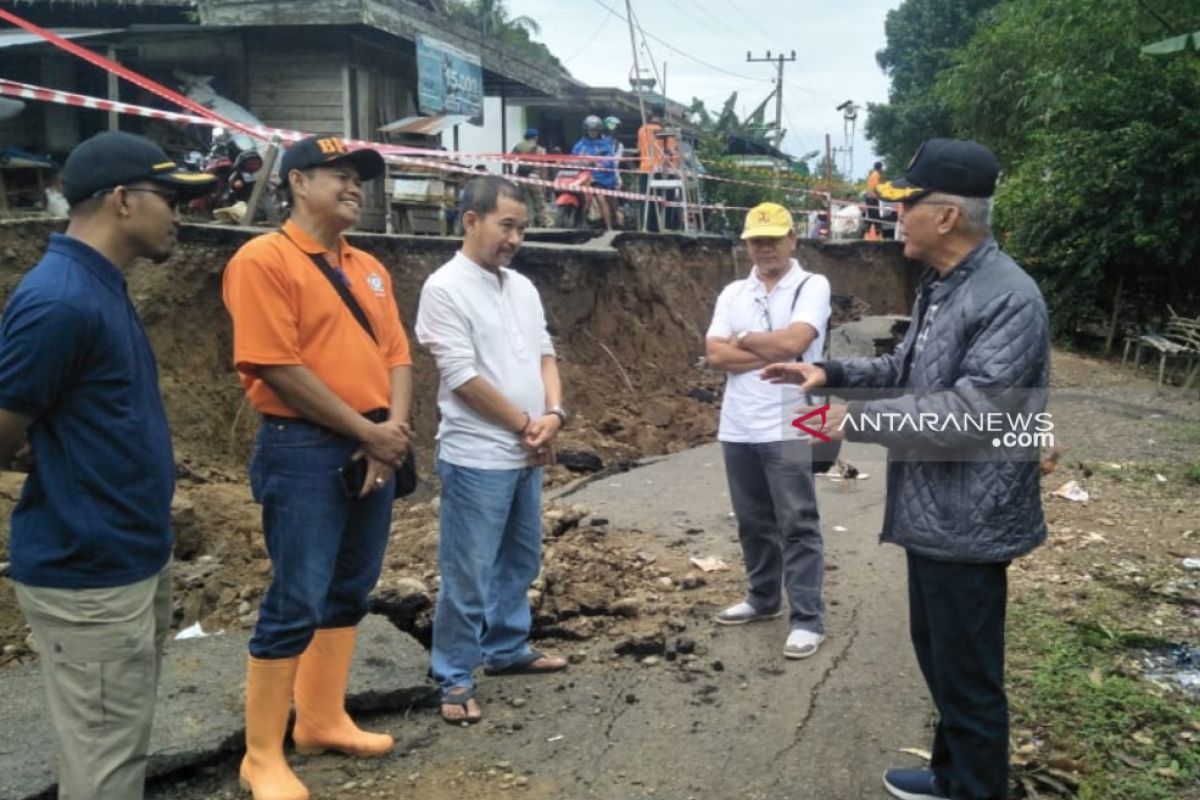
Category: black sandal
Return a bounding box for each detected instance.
[483,648,568,676]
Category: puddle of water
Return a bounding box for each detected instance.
[1139,645,1200,698]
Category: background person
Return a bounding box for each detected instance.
[510,127,547,226]
[636,103,679,232]
[865,160,884,237]
[571,115,619,230]
[0,131,214,800]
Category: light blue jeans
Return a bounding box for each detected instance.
[430,453,543,698]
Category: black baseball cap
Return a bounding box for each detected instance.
[61,131,216,205]
[279,135,385,182]
[876,138,1001,202]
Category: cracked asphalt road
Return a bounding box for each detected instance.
[148,441,931,800]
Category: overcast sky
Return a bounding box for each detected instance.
[506,0,902,178]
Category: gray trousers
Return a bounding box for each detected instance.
[722,441,825,633]
[15,562,172,800]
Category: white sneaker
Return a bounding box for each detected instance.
[713,601,783,626]
[784,629,825,659]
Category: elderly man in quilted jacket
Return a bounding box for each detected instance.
[762,139,1050,800]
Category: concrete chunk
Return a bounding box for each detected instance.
[0,614,431,800]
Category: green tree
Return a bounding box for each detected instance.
[938,0,1200,338]
[445,0,565,70]
[864,0,1000,170]
[685,93,822,232]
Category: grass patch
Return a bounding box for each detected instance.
[1184,460,1200,486]
[1089,462,1168,485]
[1008,602,1200,799]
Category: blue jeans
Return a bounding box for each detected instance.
[430,454,542,698]
[247,417,393,658]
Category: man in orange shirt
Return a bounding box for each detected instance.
[636,103,679,232]
[222,135,412,800]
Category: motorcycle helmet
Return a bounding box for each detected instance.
[583,115,603,132]
[603,116,621,132]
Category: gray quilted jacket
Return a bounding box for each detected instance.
[822,237,1050,563]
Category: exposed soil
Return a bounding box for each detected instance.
[1,220,1197,798]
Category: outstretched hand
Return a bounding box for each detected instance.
[760,362,828,391]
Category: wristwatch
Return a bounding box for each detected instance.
[546,406,569,427]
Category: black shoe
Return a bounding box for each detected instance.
[882,768,948,800]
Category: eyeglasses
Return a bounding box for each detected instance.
[125,187,182,211]
[93,186,182,211]
[753,295,773,331]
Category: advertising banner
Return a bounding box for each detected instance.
[416,34,484,125]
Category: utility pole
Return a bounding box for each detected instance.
[746,50,796,150]
[624,0,648,130]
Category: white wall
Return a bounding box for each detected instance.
[439,96,525,170]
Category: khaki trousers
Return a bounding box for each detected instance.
[15,562,172,800]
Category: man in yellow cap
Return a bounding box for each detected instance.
[704,202,832,659]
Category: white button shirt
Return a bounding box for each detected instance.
[706,260,831,443]
[416,252,555,469]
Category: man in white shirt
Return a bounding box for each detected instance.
[415,175,568,725]
[705,202,832,659]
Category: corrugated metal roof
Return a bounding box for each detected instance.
[379,114,472,136]
[0,28,117,49]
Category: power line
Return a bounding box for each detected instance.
[585,0,771,83]
[783,104,808,157]
[662,0,727,44]
[629,2,664,92]
[563,3,615,64]
[784,80,818,100]
[692,0,742,40]
[723,0,778,42]
[747,50,796,149]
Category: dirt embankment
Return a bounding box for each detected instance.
[0,221,737,659]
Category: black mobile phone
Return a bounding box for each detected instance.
[338,456,368,498]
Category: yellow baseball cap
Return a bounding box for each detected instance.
[741,202,793,239]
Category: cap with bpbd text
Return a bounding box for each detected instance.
[279,135,385,182]
[61,131,216,205]
[876,138,1001,203]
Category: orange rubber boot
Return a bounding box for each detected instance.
[292,627,394,757]
[239,655,309,800]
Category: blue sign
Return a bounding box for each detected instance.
[416,34,484,125]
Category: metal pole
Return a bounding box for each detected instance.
[773,56,784,150]
[106,46,119,131]
[500,82,508,155]
[825,133,832,183]
[626,0,653,231]
[746,50,796,150]
[244,135,281,227]
[625,0,648,129]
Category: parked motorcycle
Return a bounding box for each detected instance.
[186,128,264,216]
[552,166,593,229]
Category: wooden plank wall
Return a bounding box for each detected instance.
[247,38,348,137]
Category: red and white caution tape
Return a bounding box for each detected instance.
[0,7,858,219]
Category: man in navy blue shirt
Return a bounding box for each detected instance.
[0,131,213,800]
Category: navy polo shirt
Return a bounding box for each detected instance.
[0,234,174,589]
